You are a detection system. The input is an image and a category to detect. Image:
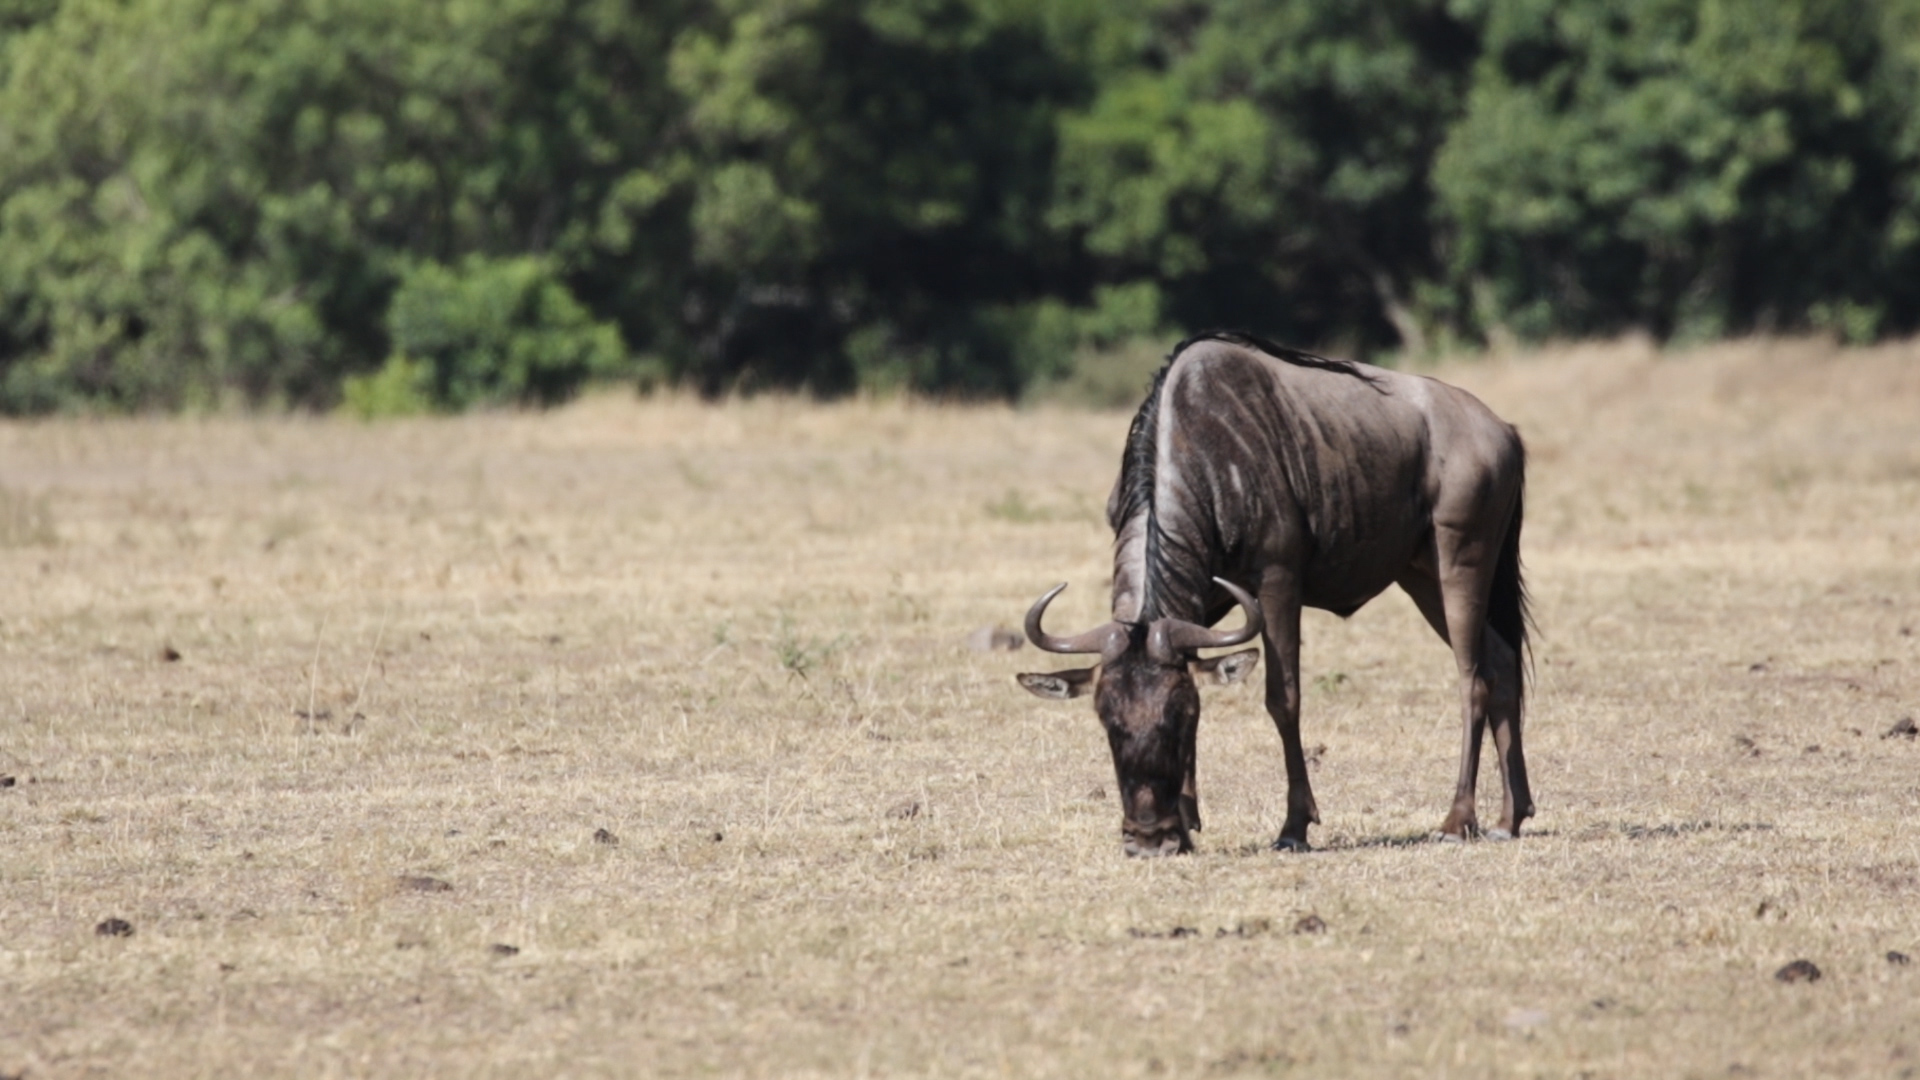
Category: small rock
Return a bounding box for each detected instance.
[489,943,520,957]
[965,626,1024,652]
[95,917,134,937]
[1889,951,1912,966]
[1748,662,1769,673]
[885,799,922,820]
[592,827,619,846]
[1774,959,1822,983]
[1882,717,1918,740]
[1293,914,1327,935]
[1504,1008,1549,1031]
[396,875,453,893]
[159,644,181,663]
[710,831,724,843]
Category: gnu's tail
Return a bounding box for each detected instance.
[1487,455,1531,699]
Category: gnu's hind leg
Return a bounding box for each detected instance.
[1479,625,1533,838]
[1398,556,1489,841]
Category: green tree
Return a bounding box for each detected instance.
[0,0,677,411]
[659,0,1092,394]
[1435,0,1916,343]
[1047,0,1478,357]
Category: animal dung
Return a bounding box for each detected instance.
[1889,951,1912,966]
[1218,918,1272,938]
[1773,959,1822,983]
[592,827,619,846]
[395,874,453,893]
[965,626,1023,652]
[1292,914,1328,935]
[158,644,181,662]
[94,917,134,937]
[1882,717,1918,740]
[885,799,922,820]
[489,943,520,957]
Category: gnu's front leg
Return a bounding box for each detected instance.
[1180,720,1201,833]
[1262,584,1316,851]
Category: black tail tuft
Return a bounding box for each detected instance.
[1487,451,1531,697]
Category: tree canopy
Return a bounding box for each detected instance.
[2,0,1917,412]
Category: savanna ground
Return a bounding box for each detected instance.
[1,338,1917,1078]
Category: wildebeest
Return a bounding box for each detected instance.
[1017,332,1531,855]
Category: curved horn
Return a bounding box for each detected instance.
[1161,577,1265,653]
[1024,583,1126,657]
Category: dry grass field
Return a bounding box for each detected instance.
[2,337,1917,1078]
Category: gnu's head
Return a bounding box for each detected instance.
[1016,579,1262,857]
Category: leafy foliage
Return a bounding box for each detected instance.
[2,0,1919,412]
[1049,0,1477,355]
[349,256,628,416]
[1436,0,1920,343]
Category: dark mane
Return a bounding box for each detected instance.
[1108,331,1378,620]
[1166,330,1385,386]
[1107,359,1172,535]
[1109,330,1380,539]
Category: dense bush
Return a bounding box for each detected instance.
[344,256,627,416]
[0,0,687,410]
[2,0,1919,412]
[1436,0,1920,344]
[1049,0,1478,356]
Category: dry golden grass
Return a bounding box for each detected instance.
[2,337,1917,1078]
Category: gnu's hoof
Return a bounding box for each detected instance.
[1272,835,1311,853]
[1431,831,1467,844]
[1483,828,1514,841]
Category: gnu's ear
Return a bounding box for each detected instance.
[1016,667,1098,700]
[1191,648,1259,686]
